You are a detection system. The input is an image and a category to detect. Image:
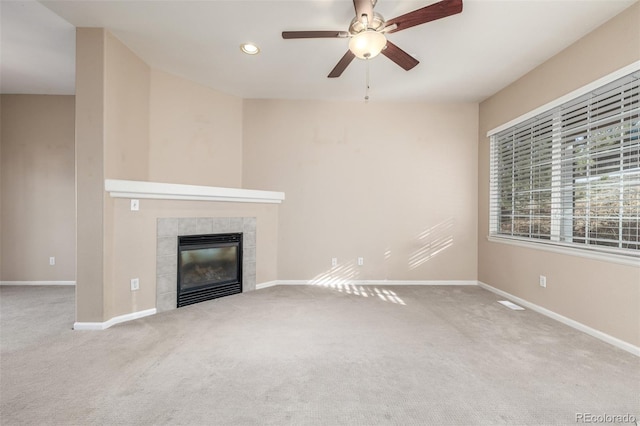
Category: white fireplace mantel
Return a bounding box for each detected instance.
[105,179,285,204]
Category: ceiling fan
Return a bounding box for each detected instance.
[282,0,463,78]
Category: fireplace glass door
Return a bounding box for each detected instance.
[177,233,242,307]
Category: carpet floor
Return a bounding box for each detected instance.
[1,284,638,425]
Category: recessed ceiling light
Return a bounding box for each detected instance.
[240,43,260,55]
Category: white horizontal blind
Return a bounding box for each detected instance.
[490,71,640,257]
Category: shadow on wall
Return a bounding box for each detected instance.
[409,217,454,270]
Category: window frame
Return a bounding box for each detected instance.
[487,62,640,267]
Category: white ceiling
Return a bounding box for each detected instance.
[1,0,75,95]
[1,0,637,102]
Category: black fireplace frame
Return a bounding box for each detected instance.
[177,233,243,307]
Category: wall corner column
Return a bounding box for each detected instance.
[75,28,106,323]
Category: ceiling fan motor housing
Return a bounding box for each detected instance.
[349,12,385,35]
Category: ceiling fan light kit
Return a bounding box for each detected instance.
[282,0,463,78]
[349,30,387,59]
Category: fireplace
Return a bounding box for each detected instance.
[177,233,243,307]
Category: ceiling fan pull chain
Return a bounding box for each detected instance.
[365,59,371,103]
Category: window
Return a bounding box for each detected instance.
[490,70,639,258]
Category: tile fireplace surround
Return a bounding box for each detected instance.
[156,216,257,312]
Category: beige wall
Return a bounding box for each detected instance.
[148,69,243,188]
[76,28,106,322]
[102,32,153,320]
[478,3,640,346]
[243,100,478,281]
[0,95,75,281]
[104,32,150,181]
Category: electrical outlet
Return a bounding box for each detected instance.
[49,257,55,266]
[130,199,140,211]
[539,275,547,288]
[130,278,140,291]
[357,257,364,266]
[331,258,338,267]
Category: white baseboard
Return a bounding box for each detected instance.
[256,280,279,290]
[74,308,156,331]
[256,279,477,290]
[477,281,640,357]
[0,281,76,286]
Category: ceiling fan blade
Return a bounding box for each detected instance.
[385,0,463,34]
[328,51,356,78]
[381,41,419,71]
[282,31,349,39]
[353,0,374,26]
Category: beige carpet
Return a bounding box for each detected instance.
[1,284,638,425]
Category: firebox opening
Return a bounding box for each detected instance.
[177,233,242,307]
